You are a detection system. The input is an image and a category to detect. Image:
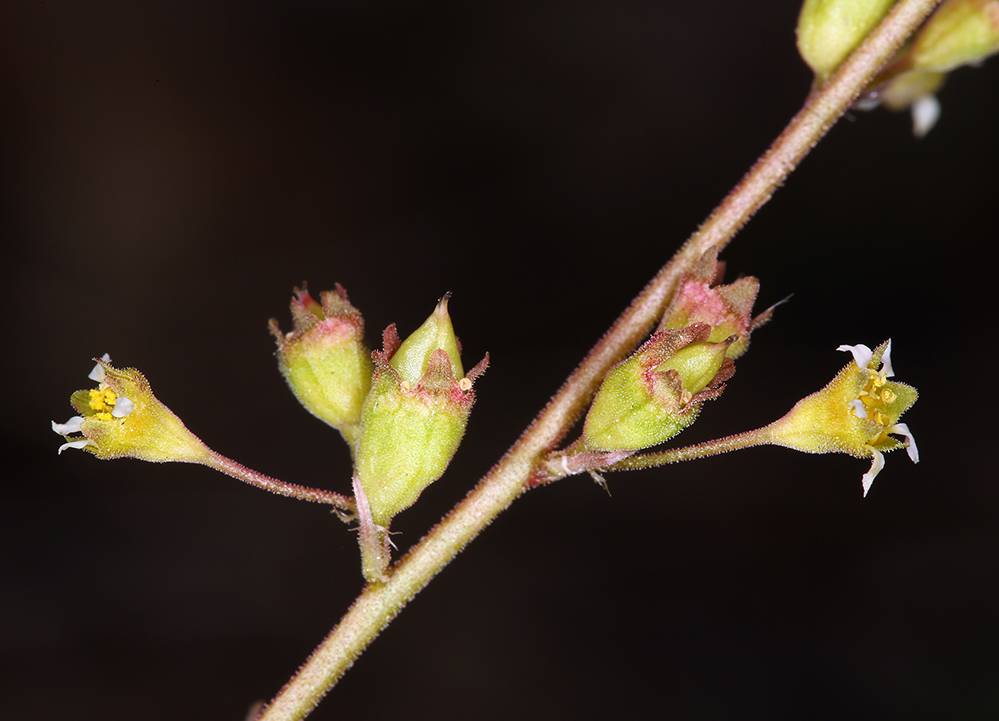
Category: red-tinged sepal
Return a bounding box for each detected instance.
[659,247,773,359]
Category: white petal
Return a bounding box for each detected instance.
[88,353,111,382]
[111,396,135,418]
[837,344,873,370]
[880,339,894,378]
[888,423,919,463]
[51,416,85,435]
[57,439,92,454]
[911,95,940,139]
[854,95,881,112]
[849,399,868,419]
[861,447,885,497]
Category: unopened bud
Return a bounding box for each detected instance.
[797,0,897,82]
[583,324,734,452]
[911,0,999,71]
[269,284,373,447]
[389,293,464,384]
[355,296,487,527]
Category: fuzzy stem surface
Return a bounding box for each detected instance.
[205,451,356,514]
[609,428,773,472]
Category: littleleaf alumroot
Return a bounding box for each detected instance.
[547,249,772,478]
[50,1,948,716]
[850,0,999,134]
[582,323,735,453]
[764,340,919,495]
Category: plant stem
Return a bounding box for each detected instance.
[205,451,356,515]
[256,1,941,718]
[609,428,773,472]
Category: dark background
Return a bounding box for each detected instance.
[2,1,997,719]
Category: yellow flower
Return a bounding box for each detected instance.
[763,340,918,495]
[51,355,209,463]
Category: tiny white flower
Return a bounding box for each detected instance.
[767,341,917,498]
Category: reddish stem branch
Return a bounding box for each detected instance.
[205,451,356,515]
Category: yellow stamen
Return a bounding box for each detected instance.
[87,387,119,418]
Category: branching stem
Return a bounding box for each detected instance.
[205,451,357,516]
[609,428,774,472]
[255,1,941,718]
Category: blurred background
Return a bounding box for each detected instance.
[2,1,997,719]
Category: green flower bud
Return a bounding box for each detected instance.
[797,0,897,82]
[583,324,734,452]
[910,0,999,71]
[390,293,463,384]
[269,284,373,447]
[355,297,487,528]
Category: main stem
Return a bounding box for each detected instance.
[257,1,940,717]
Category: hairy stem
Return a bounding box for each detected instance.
[256,1,941,718]
[609,428,773,472]
[205,451,357,515]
